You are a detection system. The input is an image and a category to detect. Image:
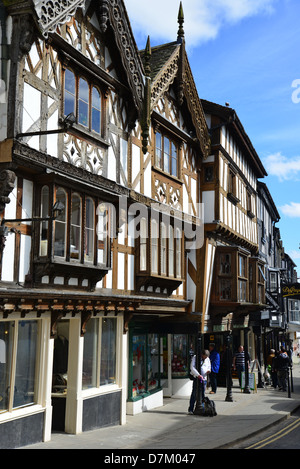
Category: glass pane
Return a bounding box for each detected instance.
[140,218,147,271]
[82,319,99,389]
[13,321,38,409]
[92,87,101,133]
[65,69,76,93]
[160,223,167,275]
[151,219,158,274]
[220,279,232,300]
[100,318,117,386]
[220,253,231,274]
[148,334,159,391]
[155,132,162,169]
[132,334,146,397]
[172,334,188,377]
[175,228,182,278]
[163,137,170,173]
[171,142,177,176]
[78,79,89,127]
[64,69,76,116]
[40,186,49,256]
[85,198,94,263]
[70,194,81,260]
[97,204,108,266]
[169,225,174,277]
[54,188,67,258]
[0,322,13,413]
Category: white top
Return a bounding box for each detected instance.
[190,355,211,381]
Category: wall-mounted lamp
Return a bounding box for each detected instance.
[1,201,64,228]
[16,113,76,139]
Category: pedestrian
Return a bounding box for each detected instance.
[276,346,291,391]
[268,349,278,388]
[208,343,220,394]
[233,345,250,388]
[188,350,211,414]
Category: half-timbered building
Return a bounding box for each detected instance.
[0,0,211,447]
[200,99,268,357]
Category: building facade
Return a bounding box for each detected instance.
[0,0,212,447]
[0,0,299,449]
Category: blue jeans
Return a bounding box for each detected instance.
[188,379,206,413]
[210,372,218,393]
[236,365,245,387]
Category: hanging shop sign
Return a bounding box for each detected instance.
[282,283,300,299]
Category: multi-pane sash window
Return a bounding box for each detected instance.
[64,69,102,134]
[155,131,178,177]
[147,218,182,278]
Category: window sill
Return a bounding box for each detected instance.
[32,258,110,291]
[136,273,182,295]
[152,166,183,185]
[227,192,240,205]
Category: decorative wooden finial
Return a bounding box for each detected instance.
[177,2,185,43]
[144,35,152,77]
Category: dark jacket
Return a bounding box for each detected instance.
[210,349,220,373]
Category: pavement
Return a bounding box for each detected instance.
[23,363,300,450]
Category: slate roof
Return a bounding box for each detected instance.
[139,41,180,80]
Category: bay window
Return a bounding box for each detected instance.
[136,213,183,295]
[34,181,112,288]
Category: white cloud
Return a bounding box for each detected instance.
[263,152,300,181]
[125,0,277,48]
[288,249,300,260]
[280,202,300,217]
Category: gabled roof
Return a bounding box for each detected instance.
[201,99,267,178]
[257,181,280,222]
[4,0,145,113]
[140,41,179,81]
[139,6,210,159]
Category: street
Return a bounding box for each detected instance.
[229,408,300,449]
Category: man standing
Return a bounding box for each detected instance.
[233,345,249,388]
[276,346,291,392]
[208,343,220,394]
[188,350,211,414]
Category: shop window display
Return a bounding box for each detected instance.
[131,333,160,399]
[171,334,189,377]
[0,321,39,413]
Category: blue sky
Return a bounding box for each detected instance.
[125,0,300,275]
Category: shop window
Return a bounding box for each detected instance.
[171,334,189,377]
[82,317,117,390]
[130,333,161,399]
[0,321,39,413]
[155,131,178,177]
[64,68,102,135]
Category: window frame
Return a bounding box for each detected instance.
[154,130,179,178]
[38,183,111,268]
[0,320,41,414]
[63,68,102,136]
[82,317,119,392]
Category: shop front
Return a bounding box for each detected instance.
[127,319,198,415]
